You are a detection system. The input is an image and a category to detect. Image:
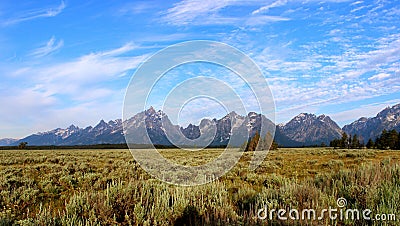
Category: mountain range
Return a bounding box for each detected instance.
[342,103,400,142]
[3,104,400,147]
[0,138,18,146]
[278,113,342,146]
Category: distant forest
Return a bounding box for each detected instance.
[330,129,400,150]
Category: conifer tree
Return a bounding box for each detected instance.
[366,138,374,149]
[351,134,360,149]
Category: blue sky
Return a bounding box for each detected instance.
[1,0,399,138]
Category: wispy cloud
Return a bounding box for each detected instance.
[118,1,157,15]
[245,15,290,25]
[97,42,137,57]
[2,0,65,26]
[368,73,391,81]
[252,0,288,15]
[29,36,64,58]
[162,0,231,25]
[31,43,148,98]
[161,0,289,26]
[250,8,400,122]
[350,1,364,6]
[1,43,149,137]
[1,0,399,138]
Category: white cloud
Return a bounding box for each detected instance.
[250,28,400,125]
[0,86,57,138]
[31,43,148,98]
[162,0,231,25]
[368,73,391,81]
[350,5,366,13]
[328,28,342,36]
[0,43,149,138]
[161,0,289,26]
[29,36,64,58]
[2,0,399,139]
[97,42,137,57]
[2,1,65,26]
[350,1,363,6]
[245,15,290,25]
[252,0,288,15]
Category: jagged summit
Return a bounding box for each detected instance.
[343,103,400,142]
[7,104,400,147]
[279,112,342,145]
[12,108,275,146]
[228,111,238,116]
[67,124,79,130]
[180,123,201,140]
[147,106,156,112]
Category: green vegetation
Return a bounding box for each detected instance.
[331,130,400,150]
[374,129,400,150]
[17,142,28,150]
[330,132,363,149]
[1,148,399,225]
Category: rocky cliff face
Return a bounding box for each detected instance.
[279,113,342,145]
[14,108,276,147]
[343,104,400,142]
[12,104,400,147]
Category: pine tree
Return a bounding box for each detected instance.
[381,129,388,149]
[340,132,348,148]
[387,129,398,149]
[245,131,260,152]
[366,138,374,149]
[351,134,360,149]
[18,142,28,149]
[397,134,400,150]
[375,129,400,150]
[330,138,340,148]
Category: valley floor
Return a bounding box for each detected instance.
[1,148,399,225]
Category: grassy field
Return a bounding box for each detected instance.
[1,148,399,225]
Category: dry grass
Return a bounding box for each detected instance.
[1,148,399,225]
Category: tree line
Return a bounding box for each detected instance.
[369,129,400,149]
[241,131,279,151]
[329,132,363,149]
[330,129,400,150]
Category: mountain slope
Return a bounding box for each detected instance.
[343,104,400,142]
[15,120,125,146]
[274,126,303,147]
[7,104,400,147]
[0,138,18,146]
[279,113,342,145]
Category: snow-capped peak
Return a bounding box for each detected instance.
[293,113,315,122]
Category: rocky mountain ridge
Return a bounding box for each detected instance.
[278,113,342,145]
[6,103,400,147]
[343,103,400,143]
